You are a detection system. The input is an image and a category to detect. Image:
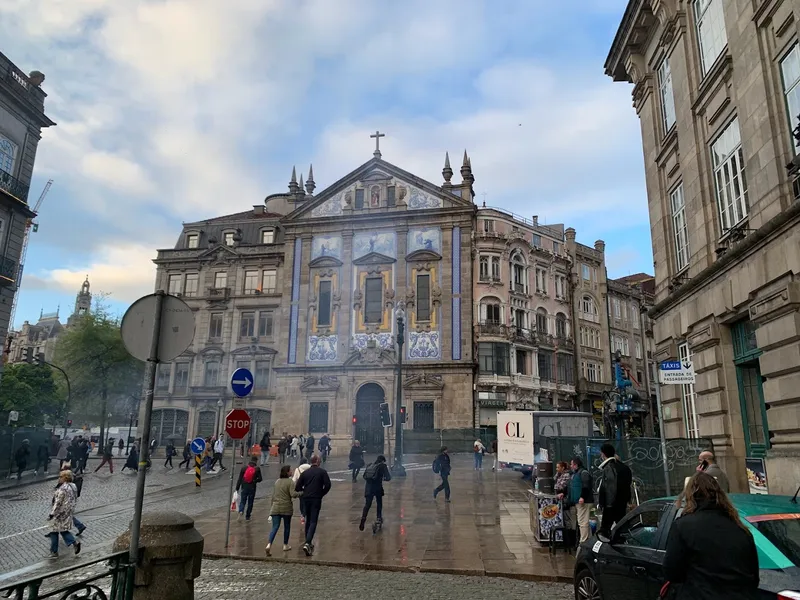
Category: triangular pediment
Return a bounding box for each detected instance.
[353,252,396,265]
[343,348,397,367]
[231,345,278,356]
[282,157,474,222]
[309,256,344,268]
[199,243,238,264]
[406,249,442,262]
[300,375,341,392]
[403,374,445,390]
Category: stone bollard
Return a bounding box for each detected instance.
[113,511,204,600]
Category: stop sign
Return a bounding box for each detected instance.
[224,409,251,440]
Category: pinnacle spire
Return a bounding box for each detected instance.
[298,173,305,194]
[289,165,299,194]
[442,151,453,185]
[306,164,316,194]
[291,165,297,183]
[461,150,474,186]
[462,149,469,167]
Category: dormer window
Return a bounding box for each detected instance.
[224,231,235,246]
[186,233,199,249]
[261,229,275,244]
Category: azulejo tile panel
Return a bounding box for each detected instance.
[353,232,396,259]
[408,330,440,360]
[352,333,394,351]
[407,227,441,254]
[311,192,344,217]
[311,235,342,260]
[308,335,338,362]
[407,186,442,210]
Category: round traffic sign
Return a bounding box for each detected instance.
[190,437,206,455]
[121,293,196,362]
[224,409,251,440]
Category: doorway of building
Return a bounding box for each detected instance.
[355,383,385,454]
[733,320,770,457]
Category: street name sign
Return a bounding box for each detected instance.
[659,359,696,385]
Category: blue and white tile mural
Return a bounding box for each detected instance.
[352,333,394,351]
[408,331,441,359]
[407,227,442,254]
[407,186,442,210]
[311,235,342,260]
[308,335,338,362]
[311,192,344,217]
[353,231,396,260]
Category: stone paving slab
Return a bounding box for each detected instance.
[196,455,574,582]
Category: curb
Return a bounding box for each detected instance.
[201,552,572,584]
[0,473,60,491]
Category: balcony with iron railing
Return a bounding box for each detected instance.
[1,52,47,110]
[0,167,30,204]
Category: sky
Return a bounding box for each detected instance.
[1,0,650,328]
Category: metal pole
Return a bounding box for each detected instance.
[654,372,671,496]
[195,453,201,487]
[224,439,237,548]
[126,413,133,455]
[41,361,71,439]
[392,315,406,477]
[127,290,165,574]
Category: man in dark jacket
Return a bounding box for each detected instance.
[568,457,594,545]
[359,455,392,531]
[597,443,632,536]
[235,456,263,521]
[34,442,50,475]
[318,434,331,463]
[295,454,331,556]
[259,432,271,466]
[432,447,452,502]
[14,440,30,480]
[697,450,730,493]
[305,433,315,459]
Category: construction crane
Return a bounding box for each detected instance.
[8,179,53,333]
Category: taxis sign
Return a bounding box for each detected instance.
[659,360,695,385]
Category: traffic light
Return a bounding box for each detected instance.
[379,402,391,428]
[399,405,407,424]
[67,419,72,427]
[352,415,357,425]
[37,352,46,366]
[24,347,34,364]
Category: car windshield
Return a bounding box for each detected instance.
[746,515,800,568]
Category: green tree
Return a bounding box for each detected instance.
[0,362,63,426]
[54,304,143,454]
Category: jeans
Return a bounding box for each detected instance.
[473,453,483,469]
[73,516,86,532]
[268,514,291,545]
[361,494,383,522]
[238,488,255,519]
[576,502,593,544]
[299,497,307,519]
[434,474,450,500]
[279,452,285,464]
[304,498,322,544]
[351,467,361,482]
[260,451,269,466]
[48,531,76,553]
[210,453,225,470]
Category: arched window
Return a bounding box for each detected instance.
[580,295,597,321]
[480,297,502,325]
[510,251,527,293]
[555,312,567,338]
[536,308,548,334]
[0,136,17,173]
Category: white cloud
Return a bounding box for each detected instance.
[81,151,154,195]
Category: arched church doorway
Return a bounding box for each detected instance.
[355,383,385,454]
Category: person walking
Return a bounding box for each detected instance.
[318,434,331,464]
[265,465,301,556]
[56,437,70,470]
[295,454,332,556]
[211,436,227,471]
[597,442,632,537]
[290,435,299,459]
[121,444,138,473]
[567,457,594,547]
[69,437,81,471]
[305,433,315,460]
[491,438,498,471]
[297,434,306,460]
[94,441,114,474]
[663,472,759,600]
[473,439,485,470]
[259,432,271,466]
[164,442,176,469]
[78,438,90,475]
[54,471,87,537]
[432,446,451,502]
[697,450,730,493]
[292,457,311,525]
[47,470,82,558]
[149,438,157,457]
[359,455,391,531]
[178,442,191,470]
[34,442,50,476]
[235,456,263,521]
[277,437,288,465]
[14,439,31,480]
[118,438,125,456]
[349,440,365,482]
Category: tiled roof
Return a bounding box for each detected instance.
[187,210,282,225]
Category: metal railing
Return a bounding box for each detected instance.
[404,428,497,454]
[0,551,131,600]
[0,168,30,203]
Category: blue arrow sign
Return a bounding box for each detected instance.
[660,360,683,371]
[190,437,206,455]
[231,367,254,397]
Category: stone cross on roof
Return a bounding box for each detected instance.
[370,130,385,159]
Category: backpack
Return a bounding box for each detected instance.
[363,462,380,481]
[432,458,440,474]
[243,465,257,484]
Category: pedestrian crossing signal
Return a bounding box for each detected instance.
[67,419,72,426]
[352,415,357,424]
[399,406,406,424]
[379,402,391,428]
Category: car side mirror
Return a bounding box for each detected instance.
[597,532,611,544]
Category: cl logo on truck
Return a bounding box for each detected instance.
[505,422,525,438]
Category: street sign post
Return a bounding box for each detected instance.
[230,368,254,398]
[658,359,696,385]
[120,291,195,583]
[190,437,206,455]
[224,408,251,548]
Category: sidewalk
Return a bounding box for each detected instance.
[195,455,574,582]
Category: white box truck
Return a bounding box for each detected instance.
[496,410,594,468]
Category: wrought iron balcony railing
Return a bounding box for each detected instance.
[0,550,132,599]
[0,167,30,203]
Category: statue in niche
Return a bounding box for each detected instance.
[370,185,380,208]
[344,191,353,206]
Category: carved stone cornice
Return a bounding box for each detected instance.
[300,375,340,392]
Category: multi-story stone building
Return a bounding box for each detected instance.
[7,277,92,364]
[151,145,476,454]
[606,0,800,492]
[0,52,55,380]
[473,207,577,426]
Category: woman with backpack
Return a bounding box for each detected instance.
[349,440,365,482]
[359,455,391,531]
[235,456,263,521]
[265,465,302,556]
[292,457,312,525]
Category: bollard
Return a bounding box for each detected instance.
[194,455,201,487]
[114,511,203,600]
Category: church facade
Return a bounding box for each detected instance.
[150,145,476,454]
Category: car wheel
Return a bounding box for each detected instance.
[575,569,602,600]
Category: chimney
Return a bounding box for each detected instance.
[532,215,538,227]
[594,240,606,253]
[253,205,265,215]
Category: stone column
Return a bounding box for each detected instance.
[113,512,203,600]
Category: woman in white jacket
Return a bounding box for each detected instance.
[292,457,311,525]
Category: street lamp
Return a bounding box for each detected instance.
[126,411,135,455]
[391,305,407,477]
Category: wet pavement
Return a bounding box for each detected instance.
[196,455,575,582]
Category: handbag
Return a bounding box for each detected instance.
[230,491,239,511]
